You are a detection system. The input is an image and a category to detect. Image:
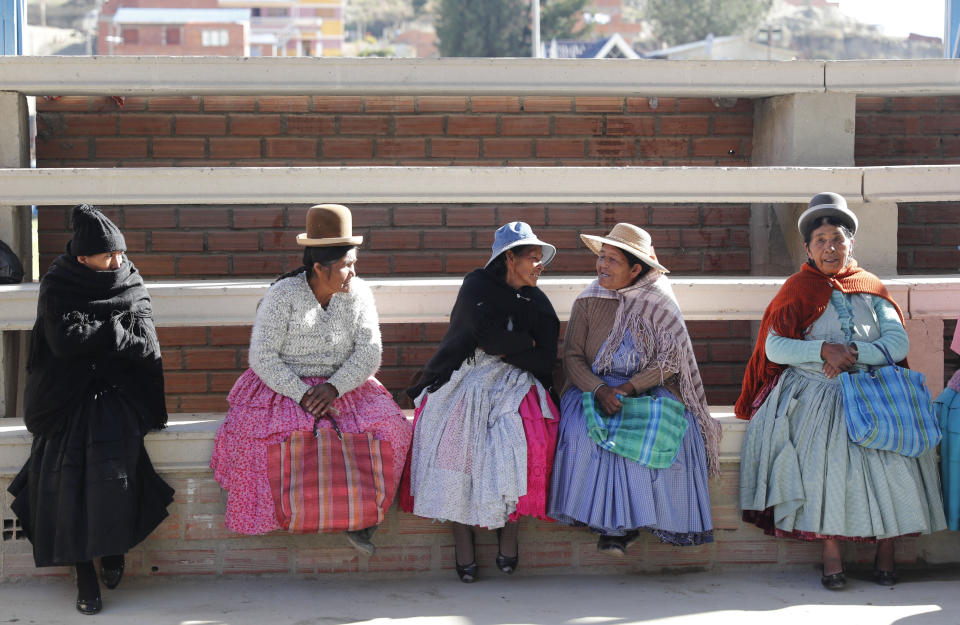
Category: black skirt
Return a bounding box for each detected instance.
[8,382,174,567]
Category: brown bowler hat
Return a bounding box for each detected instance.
[296,204,364,247]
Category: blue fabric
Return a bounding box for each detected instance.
[937,386,960,530]
[840,343,941,457]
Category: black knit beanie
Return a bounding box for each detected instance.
[69,204,126,256]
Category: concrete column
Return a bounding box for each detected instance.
[749,92,897,277]
[0,91,30,418]
[903,317,946,397]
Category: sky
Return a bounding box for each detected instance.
[837,0,946,39]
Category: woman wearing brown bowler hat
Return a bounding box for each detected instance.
[210,204,412,555]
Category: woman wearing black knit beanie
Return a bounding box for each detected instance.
[7,204,173,615]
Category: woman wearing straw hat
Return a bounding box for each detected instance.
[210,204,412,555]
[549,223,719,555]
[404,222,561,583]
[738,193,945,590]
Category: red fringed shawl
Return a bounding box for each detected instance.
[734,261,905,420]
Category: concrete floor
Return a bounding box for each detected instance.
[2,566,960,625]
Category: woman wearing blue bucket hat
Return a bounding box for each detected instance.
[402,222,560,583]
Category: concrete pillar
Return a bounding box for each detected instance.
[0,91,30,418]
[904,317,946,397]
[749,92,897,277]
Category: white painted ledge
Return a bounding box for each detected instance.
[825,59,960,95]
[0,166,867,206]
[2,276,958,331]
[863,166,960,203]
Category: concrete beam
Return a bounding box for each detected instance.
[864,165,960,203]
[0,56,826,97]
[825,59,960,94]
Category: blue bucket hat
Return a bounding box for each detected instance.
[485,222,557,268]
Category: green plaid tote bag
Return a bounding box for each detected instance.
[582,392,688,468]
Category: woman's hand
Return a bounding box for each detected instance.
[299,382,338,417]
[820,342,857,378]
[595,383,633,415]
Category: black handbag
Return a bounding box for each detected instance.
[0,239,24,284]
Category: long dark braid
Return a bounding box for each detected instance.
[272,245,355,285]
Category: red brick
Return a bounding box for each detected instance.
[546,206,597,226]
[648,542,712,568]
[898,225,937,245]
[661,115,710,135]
[854,136,890,157]
[483,138,533,158]
[265,137,317,158]
[210,137,262,159]
[681,228,730,247]
[444,206,495,227]
[355,252,391,274]
[443,252,480,273]
[523,96,572,113]
[716,538,778,564]
[151,231,204,252]
[518,541,574,568]
[180,207,230,228]
[178,255,230,276]
[399,345,440,366]
[394,254,442,273]
[210,371,242,392]
[178,394,229,412]
[143,97,200,112]
[61,113,118,136]
[395,115,444,135]
[260,231,296,251]
[126,207,176,228]
[257,96,309,113]
[627,97,675,113]
[233,255,287,274]
[368,229,422,250]
[205,231,257,251]
[418,96,467,112]
[365,96,415,113]
[367,546,432,572]
[161,347,183,370]
[913,249,960,269]
[163,371,209,393]
[710,340,752,361]
[535,139,584,158]
[871,114,923,135]
[676,98,721,113]
[713,115,753,135]
[856,96,887,112]
[1,552,72,577]
[38,232,70,254]
[133,254,176,276]
[37,95,93,112]
[575,96,623,113]
[149,513,183,540]
[377,138,426,158]
[171,115,225,137]
[497,205,546,226]
[230,115,282,136]
[148,549,217,575]
[210,325,253,345]
[222,547,290,574]
[312,96,363,112]
[37,206,68,231]
[157,326,207,346]
[183,347,236,370]
[692,137,740,157]
[294,549,359,574]
[322,138,374,159]
[604,116,654,136]
[381,323,423,342]
[286,115,336,135]
[500,115,551,136]
[702,205,750,226]
[36,137,90,159]
[118,115,171,135]
[233,208,284,229]
[890,97,939,111]
[431,138,479,158]
[447,115,497,135]
[637,138,688,159]
[95,137,147,158]
[891,136,940,155]
[471,96,521,113]
[587,138,635,158]
[153,138,205,158]
[339,116,389,134]
[184,513,234,540]
[554,116,603,135]
[201,96,254,112]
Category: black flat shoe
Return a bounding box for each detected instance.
[873,554,897,586]
[495,528,519,575]
[820,571,846,590]
[76,594,102,615]
[101,555,125,590]
[455,560,478,583]
[75,561,102,615]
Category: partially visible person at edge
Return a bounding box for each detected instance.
[401,222,561,583]
[936,316,960,531]
[210,204,412,555]
[548,223,720,554]
[737,193,946,590]
[8,204,174,615]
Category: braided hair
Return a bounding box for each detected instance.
[272,245,356,285]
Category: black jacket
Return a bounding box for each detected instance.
[23,254,167,436]
[407,267,559,400]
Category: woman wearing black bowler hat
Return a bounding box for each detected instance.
[8,204,174,615]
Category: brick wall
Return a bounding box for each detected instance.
[36,95,754,167]
[855,96,960,274]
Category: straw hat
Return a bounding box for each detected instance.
[485,221,557,268]
[296,204,364,247]
[580,223,669,273]
[797,192,858,239]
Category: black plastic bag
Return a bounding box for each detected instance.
[0,239,24,284]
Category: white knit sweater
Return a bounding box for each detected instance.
[248,273,381,402]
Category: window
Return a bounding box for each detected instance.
[201,30,230,47]
[122,28,139,44]
[165,27,181,45]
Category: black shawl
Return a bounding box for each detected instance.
[407,267,559,401]
[23,254,167,436]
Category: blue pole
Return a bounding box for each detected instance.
[1,0,26,55]
[948,0,960,58]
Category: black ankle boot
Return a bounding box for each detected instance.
[101,554,125,590]
[75,561,102,615]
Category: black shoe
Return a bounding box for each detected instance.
[101,554,125,590]
[455,560,478,583]
[597,535,626,557]
[345,529,376,556]
[76,594,102,616]
[820,570,846,590]
[495,528,519,575]
[873,553,897,586]
[75,562,102,615]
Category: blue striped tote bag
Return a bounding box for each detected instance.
[840,343,941,457]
